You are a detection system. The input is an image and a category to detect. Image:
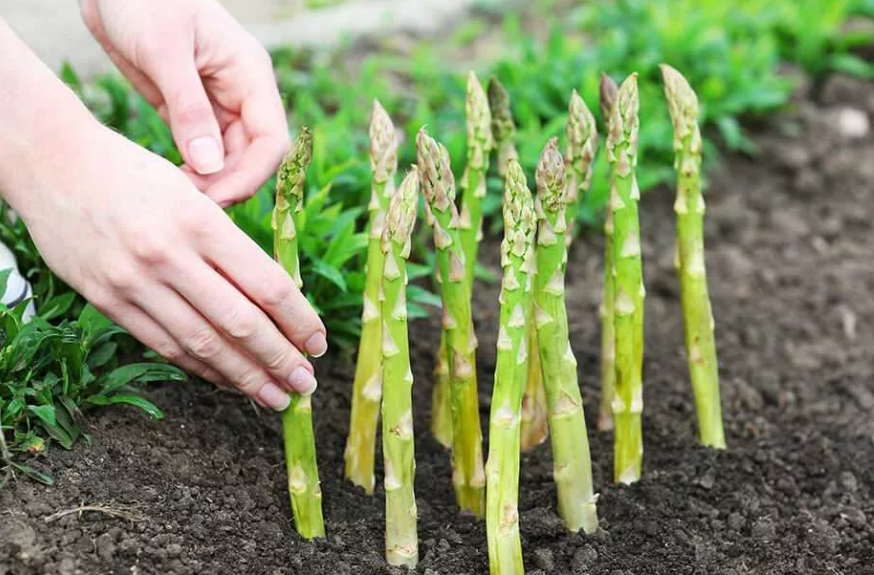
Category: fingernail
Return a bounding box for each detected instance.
[187,136,224,174]
[305,332,328,358]
[258,383,291,411]
[288,366,317,395]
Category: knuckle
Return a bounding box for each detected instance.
[104,266,138,293]
[260,280,294,310]
[179,209,212,239]
[223,308,259,342]
[154,340,184,363]
[174,101,215,128]
[233,368,264,395]
[130,234,170,266]
[264,348,294,372]
[184,326,223,360]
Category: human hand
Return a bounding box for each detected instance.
[9,121,325,411]
[79,0,290,206]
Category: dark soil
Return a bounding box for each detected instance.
[3,75,874,575]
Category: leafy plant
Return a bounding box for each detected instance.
[0,271,186,485]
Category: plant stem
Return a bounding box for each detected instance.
[381,169,420,567]
[660,64,726,449]
[488,76,548,452]
[607,75,645,484]
[598,73,619,433]
[431,332,453,449]
[417,128,486,517]
[534,138,598,533]
[346,100,398,494]
[459,71,493,285]
[485,159,536,574]
[564,90,598,245]
[273,128,325,538]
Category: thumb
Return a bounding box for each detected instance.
[152,60,225,175]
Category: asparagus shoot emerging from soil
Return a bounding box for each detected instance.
[564,89,598,243]
[534,138,599,533]
[417,128,486,517]
[487,76,548,451]
[608,75,646,484]
[381,168,420,567]
[488,76,519,179]
[598,73,619,433]
[485,159,536,574]
[431,72,493,453]
[346,101,398,494]
[273,128,325,539]
[660,64,726,449]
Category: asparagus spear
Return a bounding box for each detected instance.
[417,128,486,517]
[430,334,453,450]
[534,138,598,533]
[273,128,325,539]
[431,71,492,452]
[488,76,548,452]
[488,76,519,179]
[598,73,619,432]
[564,89,598,244]
[608,74,645,484]
[485,159,536,574]
[346,101,398,494]
[459,71,494,284]
[381,168,420,567]
[660,64,726,449]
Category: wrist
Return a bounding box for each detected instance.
[0,19,102,218]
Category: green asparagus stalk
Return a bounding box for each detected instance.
[273,128,325,539]
[459,71,494,284]
[417,128,486,517]
[608,74,645,484]
[485,159,536,574]
[381,168,420,567]
[345,100,398,494]
[534,138,598,533]
[598,73,619,433]
[430,334,454,450]
[487,76,519,180]
[564,90,598,244]
[660,64,726,449]
[488,75,548,451]
[432,72,493,453]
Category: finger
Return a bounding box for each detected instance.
[146,53,225,176]
[202,223,328,357]
[134,285,308,409]
[99,299,226,387]
[206,55,289,205]
[181,119,249,194]
[170,260,317,394]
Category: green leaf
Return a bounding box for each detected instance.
[26,404,57,428]
[38,293,77,321]
[11,462,54,485]
[100,363,187,394]
[86,394,164,420]
[311,259,348,292]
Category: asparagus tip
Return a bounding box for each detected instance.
[659,64,700,138]
[386,168,419,244]
[466,70,494,154]
[599,73,619,123]
[536,138,566,211]
[370,99,398,184]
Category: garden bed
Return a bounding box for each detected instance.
[2,75,874,575]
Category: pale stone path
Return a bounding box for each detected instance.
[2,0,511,77]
